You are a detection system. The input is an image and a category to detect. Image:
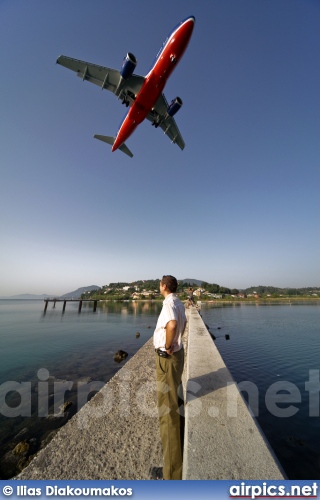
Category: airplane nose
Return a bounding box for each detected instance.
[182,16,195,38]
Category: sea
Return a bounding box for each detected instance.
[200,301,320,479]
[0,299,319,479]
[0,299,162,479]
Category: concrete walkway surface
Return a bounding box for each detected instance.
[182,307,285,479]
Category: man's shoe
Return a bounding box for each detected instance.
[149,466,164,480]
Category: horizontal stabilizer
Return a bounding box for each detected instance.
[94,135,115,146]
[118,143,133,158]
[94,135,133,158]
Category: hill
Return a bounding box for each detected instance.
[0,286,100,300]
[59,286,100,299]
[180,278,204,286]
[0,293,52,300]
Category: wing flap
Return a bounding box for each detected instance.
[56,55,145,97]
[159,117,185,150]
[146,93,185,150]
[57,55,120,91]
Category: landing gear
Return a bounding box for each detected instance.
[151,115,161,128]
[121,97,129,107]
[120,90,135,107]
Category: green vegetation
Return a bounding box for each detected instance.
[81,279,161,301]
[243,286,320,299]
[81,280,320,302]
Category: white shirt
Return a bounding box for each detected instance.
[153,293,186,352]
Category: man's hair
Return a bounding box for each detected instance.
[161,275,178,293]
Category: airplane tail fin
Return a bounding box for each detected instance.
[94,135,133,158]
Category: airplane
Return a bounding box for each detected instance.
[56,15,195,158]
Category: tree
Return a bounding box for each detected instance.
[207,284,220,293]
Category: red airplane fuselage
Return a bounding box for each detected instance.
[112,16,195,152]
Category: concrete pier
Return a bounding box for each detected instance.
[182,307,285,479]
[18,307,284,480]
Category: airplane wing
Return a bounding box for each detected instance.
[146,93,185,150]
[56,55,145,105]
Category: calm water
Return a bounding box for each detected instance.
[0,300,161,384]
[1,300,320,479]
[0,299,162,478]
[200,302,320,479]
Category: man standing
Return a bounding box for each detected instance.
[153,275,186,480]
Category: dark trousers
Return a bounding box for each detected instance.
[155,348,184,480]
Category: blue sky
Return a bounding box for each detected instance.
[1,0,319,295]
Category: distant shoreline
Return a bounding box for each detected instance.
[195,298,320,307]
[1,296,320,304]
[203,297,320,303]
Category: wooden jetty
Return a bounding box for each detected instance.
[44,299,98,313]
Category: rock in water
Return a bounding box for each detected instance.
[113,350,128,363]
[13,441,29,455]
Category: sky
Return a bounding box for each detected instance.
[1,0,319,295]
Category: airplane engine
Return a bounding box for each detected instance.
[120,53,137,80]
[167,97,183,117]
